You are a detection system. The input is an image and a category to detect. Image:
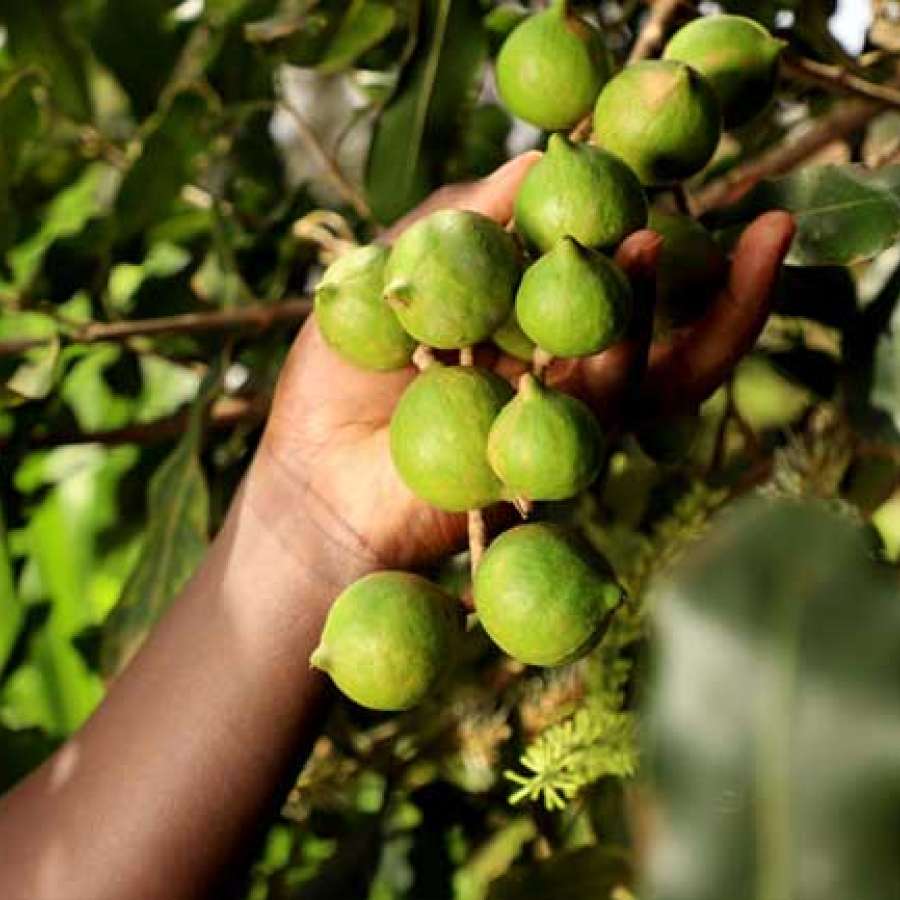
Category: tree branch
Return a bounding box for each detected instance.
[0,299,313,357]
[690,98,885,215]
[628,0,685,64]
[783,53,900,110]
[1,395,270,450]
[276,79,373,222]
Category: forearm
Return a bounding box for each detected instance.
[0,456,377,900]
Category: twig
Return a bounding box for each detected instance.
[569,113,594,143]
[628,0,685,64]
[691,98,885,215]
[0,299,313,357]
[276,79,373,221]
[412,345,436,371]
[467,509,487,576]
[783,53,900,110]
[459,346,487,577]
[532,347,553,380]
[1,394,269,450]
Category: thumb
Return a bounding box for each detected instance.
[382,151,543,241]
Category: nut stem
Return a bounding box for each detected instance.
[532,347,554,380]
[412,345,436,371]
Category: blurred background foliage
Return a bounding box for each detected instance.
[1,0,900,897]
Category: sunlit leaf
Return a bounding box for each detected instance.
[100,375,216,675]
[643,499,900,900]
[4,163,118,290]
[107,241,192,314]
[0,313,60,404]
[2,445,138,735]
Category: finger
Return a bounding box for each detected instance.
[641,210,795,415]
[547,230,662,425]
[382,151,543,240]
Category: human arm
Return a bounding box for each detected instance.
[0,153,794,900]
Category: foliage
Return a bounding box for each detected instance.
[644,499,900,899]
[505,706,637,811]
[0,0,899,898]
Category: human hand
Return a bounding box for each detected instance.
[248,153,795,573]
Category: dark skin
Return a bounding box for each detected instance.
[0,151,795,900]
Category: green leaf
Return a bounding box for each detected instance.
[107,241,192,314]
[4,162,117,290]
[0,508,21,675]
[506,708,637,811]
[100,378,214,675]
[89,0,190,117]
[0,312,60,403]
[710,165,900,267]
[487,847,631,900]
[318,0,397,74]
[2,445,138,735]
[114,90,213,241]
[365,0,488,223]
[0,0,92,120]
[643,499,900,900]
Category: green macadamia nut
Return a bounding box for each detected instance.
[474,523,622,666]
[593,59,722,186]
[664,14,784,128]
[515,134,648,254]
[496,0,612,131]
[389,364,514,512]
[383,209,521,350]
[311,571,461,711]
[516,237,632,359]
[314,244,416,371]
[488,374,606,501]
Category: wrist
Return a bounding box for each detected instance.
[237,443,382,603]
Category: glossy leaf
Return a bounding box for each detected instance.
[643,499,900,900]
[710,165,900,267]
[366,0,488,223]
[100,380,214,675]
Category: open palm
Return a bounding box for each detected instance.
[256,153,795,571]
